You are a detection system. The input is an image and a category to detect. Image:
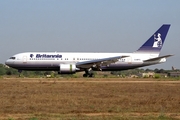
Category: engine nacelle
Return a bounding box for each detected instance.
[59,64,76,74]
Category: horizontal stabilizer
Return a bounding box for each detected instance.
[143,55,173,62]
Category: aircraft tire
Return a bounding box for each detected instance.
[83,74,88,77]
[89,73,94,77]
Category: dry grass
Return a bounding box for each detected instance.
[0,78,180,120]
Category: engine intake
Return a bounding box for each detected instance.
[59,64,76,74]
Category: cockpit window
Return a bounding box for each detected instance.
[9,57,16,60]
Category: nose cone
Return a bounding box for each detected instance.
[5,59,13,67]
[5,59,9,66]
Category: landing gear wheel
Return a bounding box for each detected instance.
[18,70,22,77]
[89,73,94,77]
[83,74,88,77]
[83,68,95,77]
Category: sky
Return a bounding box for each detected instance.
[0,0,180,70]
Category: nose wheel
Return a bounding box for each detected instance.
[18,70,22,77]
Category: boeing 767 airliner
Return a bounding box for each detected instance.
[5,24,172,77]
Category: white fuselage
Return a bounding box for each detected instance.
[5,52,164,72]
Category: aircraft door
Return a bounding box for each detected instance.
[23,56,27,63]
[127,56,132,64]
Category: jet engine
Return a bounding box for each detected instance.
[59,64,76,74]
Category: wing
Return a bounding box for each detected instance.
[143,55,173,62]
[76,56,129,69]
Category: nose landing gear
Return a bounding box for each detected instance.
[18,70,22,77]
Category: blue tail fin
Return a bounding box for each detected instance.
[135,24,170,54]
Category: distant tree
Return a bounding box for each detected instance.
[111,71,121,75]
[154,74,161,79]
[44,71,52,75]
[139,69,145,73]
[110,69,145,77]
[0,64,6,75]
[155,69,165,73]
[145,68,152,72]
[154,68,159,73]
[0,67,6,75]
[5,67,19,75]
[159,69,165,73]
[6,70,12,75]
[34,71,44,76]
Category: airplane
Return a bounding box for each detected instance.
[5,24,172,77]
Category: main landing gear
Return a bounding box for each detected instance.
[83,68,95,77]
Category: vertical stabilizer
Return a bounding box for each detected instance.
[135,24,170,55]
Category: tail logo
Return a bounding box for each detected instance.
[153,33,162,48]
